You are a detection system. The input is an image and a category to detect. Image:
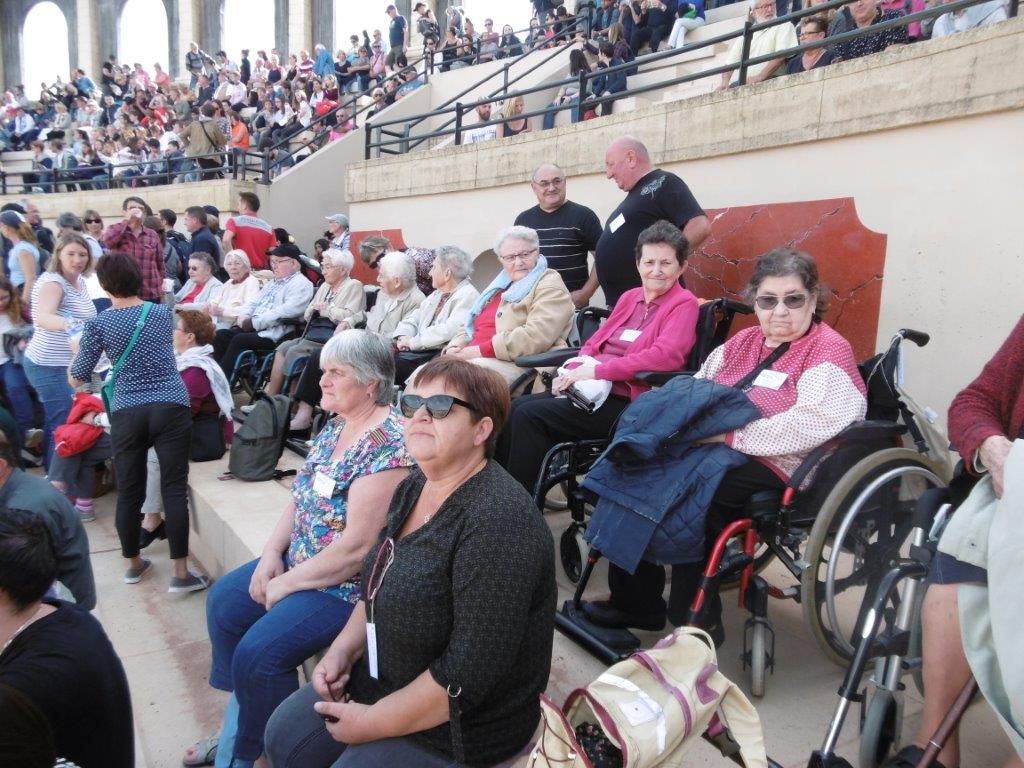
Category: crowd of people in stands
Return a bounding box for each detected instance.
[0,1,1019,765]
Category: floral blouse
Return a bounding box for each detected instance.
[286,409,412,602]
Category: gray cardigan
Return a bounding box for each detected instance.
[392,279,479,351]
[174,276,223,311]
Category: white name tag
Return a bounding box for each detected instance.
[620,329,642,343]
[752,369,788,390]
[609,213,626,233]
[312,472,336,498]
[366,622,379,679]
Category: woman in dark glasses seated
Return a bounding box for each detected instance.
[265,357,556,768]
[582,248,867,643]
[185,330,412,768]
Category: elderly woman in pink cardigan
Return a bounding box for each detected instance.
[496,220,699,493]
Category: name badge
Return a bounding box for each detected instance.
[312,472,336,498]
[609,213,626,233]
[366,622,379,679]
[620,329,642,343]
[752,369,788,390]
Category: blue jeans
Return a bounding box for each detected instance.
[22,357,74,469]
[542,97,581,130]
[0,361,36,433]
[207,559,355,762]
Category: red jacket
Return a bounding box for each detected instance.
[948,313,1024,470]
[53,393,105,458]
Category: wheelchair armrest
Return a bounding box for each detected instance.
[723,299,754,315]
[580,305,612,320]
[515,349,579,369]
[634,370,696,386]
[785,420,908,492]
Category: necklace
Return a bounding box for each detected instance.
[0,605,46,658]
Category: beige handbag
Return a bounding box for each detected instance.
[529,627,768,768]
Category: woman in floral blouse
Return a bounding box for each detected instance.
[184,330,412,768]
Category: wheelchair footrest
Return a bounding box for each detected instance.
[555,600,640,665]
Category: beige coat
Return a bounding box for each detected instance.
[182,118,226,157]
[366,286,426,338]
[306,276,366,327]
[447,268,573,361]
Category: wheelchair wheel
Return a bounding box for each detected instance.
[749,620,769,699]
[801,448,946,667]
[859,688,900,768]
[560,523,588,584]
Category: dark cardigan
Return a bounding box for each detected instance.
[347,460,556,767]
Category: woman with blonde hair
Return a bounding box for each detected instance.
[0,210,41,302]
[500,95,532,137]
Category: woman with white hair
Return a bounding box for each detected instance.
[262,248,365,397]
[444,225,573,387]
[174,253,222,313]
[392,245,479,385]
[366,250,426,338]
[207,249,261,331]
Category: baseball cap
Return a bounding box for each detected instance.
[0,210,26,228]
[203,204,220,218]
[325,213,349,227]
[267,243,303,261]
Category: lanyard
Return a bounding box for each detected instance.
[365,536,395,624]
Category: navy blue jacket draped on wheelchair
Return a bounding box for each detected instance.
[582,376,761,573]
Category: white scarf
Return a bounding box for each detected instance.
[175,344,235,421]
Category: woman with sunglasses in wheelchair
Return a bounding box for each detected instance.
[496,219,700,493]
[265,357,556,768]
[583,248,868,644]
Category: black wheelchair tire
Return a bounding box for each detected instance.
[560,523,587,584]
[859,688,900,768]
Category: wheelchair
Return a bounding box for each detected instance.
[809,469,979,768]
[547,328,954,699]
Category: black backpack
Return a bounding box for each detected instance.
[227,394,297,481]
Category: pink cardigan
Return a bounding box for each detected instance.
[583,282,700,401]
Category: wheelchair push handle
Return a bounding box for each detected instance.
[898,328,930,347]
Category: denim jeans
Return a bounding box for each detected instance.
[207,559,355,762]
[264,684,460,768]
[0,361,37,433]
[542,96,581,130]
[22,357,74,468]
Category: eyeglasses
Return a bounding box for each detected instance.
[498,248,538,264]
[799,28,825,36]
[400,393,480,419]
[84,218,101,224]
[534,177,564,189]
[754,294,809,311]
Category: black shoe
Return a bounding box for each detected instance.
[582,600,667,632]
[881,745,951,768]
[139,521,167,549]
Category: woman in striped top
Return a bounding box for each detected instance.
[22,235,97,468]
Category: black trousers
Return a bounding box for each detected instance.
[294,348,323,407]
[215,328,277,379]
[394,350,441,387]
[110,404,192,560]
[607,459,785,625]
[630,23,671,54]
[495,391,630,496]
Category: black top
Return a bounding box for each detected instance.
[832,9,908,61]
[514,200,603,292]
[594,168,705,307]
[785,47,835,74]
[0,601,134,768]
[347,461,556,767]
[188,227,223,265]
[389,14,408,47]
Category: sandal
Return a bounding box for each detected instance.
[182,736,218,767]
[881,745,953,768]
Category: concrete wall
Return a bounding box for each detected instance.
[344,18,1024,431]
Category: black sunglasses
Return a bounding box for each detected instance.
[85,218,101,224]
[400,393,480,419]
[754,294,809,311]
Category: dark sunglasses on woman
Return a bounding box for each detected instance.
[754,293,809,311]
[400,393,480,419]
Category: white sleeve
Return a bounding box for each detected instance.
[729,362,867,457]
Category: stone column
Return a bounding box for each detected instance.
[177,0,201,81]
[76,0,103,79]
[289,0,313,55]
[311,0,332,52]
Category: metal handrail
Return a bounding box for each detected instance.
[366,0,1016,156]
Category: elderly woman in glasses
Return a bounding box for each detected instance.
[266,357,556,768]
[583,248,867,645]
[497,220,700,495]
[444,225,574,388]
[174,252,222,312]
[185,330,412,768]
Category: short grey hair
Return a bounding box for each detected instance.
[189,252,217,272]
[56,212,83,231]
[322,247,354,272]
[320,329,395,406]
[377,251,416,289]
[494,225,539,256]
[223,248,251,272]
[433,246,473,281]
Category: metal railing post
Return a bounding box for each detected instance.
[1,171,6,195]
[364,121,373,160]
[737,19,754,86]
[1010,0,1019,16]
[574,70,587,123]
[261,153,270,184]
[454,103,463,145]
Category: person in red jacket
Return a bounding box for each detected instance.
[496,220,699,494]
[885,314,1024,768]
